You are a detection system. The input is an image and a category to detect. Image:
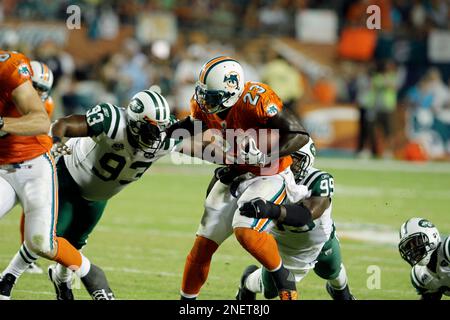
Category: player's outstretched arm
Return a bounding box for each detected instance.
[1,81,50,136]
[51,114,89,140]
[239,196,329,227]
[267,108,309,158]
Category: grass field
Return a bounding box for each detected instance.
[1,158,449,300]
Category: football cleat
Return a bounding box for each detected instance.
[48,265,74,300]
[25,262,44,274]
[326,283,356,300]
[278,289,298,300]
[236,265,259,300]
[81,264,115,300]
[0,273,16,300]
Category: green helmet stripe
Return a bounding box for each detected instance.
[110,104,120,139]
[153,91,168,120]
[143,90,161,121]
[443,237,450,262]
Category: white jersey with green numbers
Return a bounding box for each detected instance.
[270,167,335,251]
[410,236,450,297]
[63,103,179,201]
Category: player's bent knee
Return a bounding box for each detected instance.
[188,236,219,263]
[24,236,54,258]
[314,263,341,280]
[234,227,265,252]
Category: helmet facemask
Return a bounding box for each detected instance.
[291,138,316,183]
[399,233,435,266]
[32,82,50,102]
[291,152,311,183]
[127,117,165,154]
[126,90,172,154]
[194,82,233,114]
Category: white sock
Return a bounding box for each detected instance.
[3,244,39,279]
[244,268,263,293]
[76,253,91,278]
[328,264,348,290]
[55,263,73,283]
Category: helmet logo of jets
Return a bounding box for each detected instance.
[223,72,240,90]
[418,219,435,228]
[310,143,316,156]
[129,99,144,114]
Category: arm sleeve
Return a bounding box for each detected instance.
[278,203,313,227]
[410,267,430,295]
[254,86,284,124]
[0,53,32,93]
[85,103,119,138]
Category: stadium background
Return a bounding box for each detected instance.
[0,0,449,300]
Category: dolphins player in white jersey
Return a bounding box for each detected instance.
[236,138,355,300]
[0,89,178,300]
[399,218,450,300]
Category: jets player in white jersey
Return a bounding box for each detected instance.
[1,89,177,300]
[236,138,355,300]
[399,218,450,300]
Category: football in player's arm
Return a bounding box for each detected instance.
[399,218,450,300]
[237,139,355,300]
[172,56,310,301]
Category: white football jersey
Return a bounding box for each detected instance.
[410,236,450,297]
[63,103,178,201]
[270,167,335,251]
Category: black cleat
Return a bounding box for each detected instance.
[236,265,259,300]
[326,282,356,300]
[48,265,74,300]
[81,264,115,300]
[0,273,16,300]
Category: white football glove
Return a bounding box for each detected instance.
[237,136,267,167]
[51,140,72,159]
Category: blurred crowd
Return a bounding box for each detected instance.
[1,0,449,159]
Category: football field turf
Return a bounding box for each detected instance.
[1,158,449,300]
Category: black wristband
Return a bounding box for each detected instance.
[52,136,62,143]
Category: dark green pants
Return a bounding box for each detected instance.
[56,159,107,250]
[262,232,343,299]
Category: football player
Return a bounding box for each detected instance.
[167,56,310,300]
[0,50,110,300]
[236,138,355,300]
[399,218,450,300]
[19,60,56,274]
[47,89,177,299]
